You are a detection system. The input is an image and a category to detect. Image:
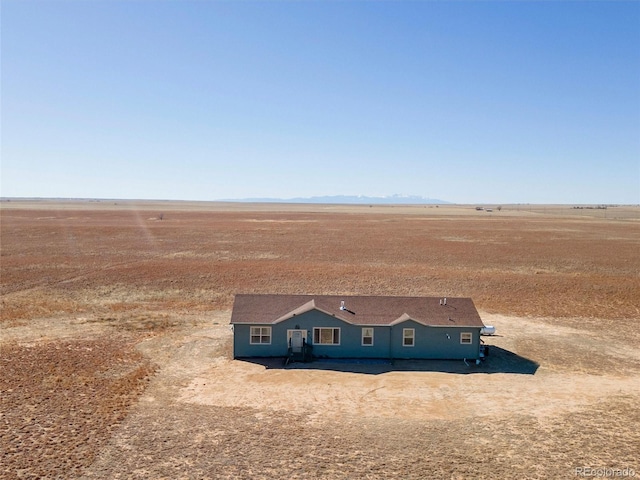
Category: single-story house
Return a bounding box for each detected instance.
[230,294,486,361]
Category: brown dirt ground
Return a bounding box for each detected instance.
[1,201,639,479]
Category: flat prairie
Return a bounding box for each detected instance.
[1,200,639,479]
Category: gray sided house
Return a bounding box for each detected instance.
[230,294,486,361]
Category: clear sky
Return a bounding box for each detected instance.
[2,1,639,204]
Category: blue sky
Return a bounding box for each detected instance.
[2,1,639,204]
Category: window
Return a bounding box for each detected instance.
[362,328,374,346]
[403,328,415,347]
[313,327,340,345]
[460,332,472,344]
[250,326,271,345]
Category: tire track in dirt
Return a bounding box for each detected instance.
[2,258,161,297]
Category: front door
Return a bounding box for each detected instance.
[287,330,307,353]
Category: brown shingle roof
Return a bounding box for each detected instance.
[230,294,485,327]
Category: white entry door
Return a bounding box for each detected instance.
[287,330,307,353]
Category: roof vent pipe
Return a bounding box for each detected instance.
[439,299,443,305]
[444,297,447,305]
[340,301,345,311]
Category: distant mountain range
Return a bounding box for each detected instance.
[224,195,450,205]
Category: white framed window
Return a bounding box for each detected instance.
[313,327,340,345]
[403,328,415,347]
[362,327,374,346]
[460,332,472,344]
[250,326,271,345]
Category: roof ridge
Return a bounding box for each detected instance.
[273,298,316,323]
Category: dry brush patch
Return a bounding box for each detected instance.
[0,336,155,479]
[2,207,639,324]
[82,397,640,480]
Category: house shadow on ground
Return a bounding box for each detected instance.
[237,346,539,375]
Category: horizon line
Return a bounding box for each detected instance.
[1,196,636,207]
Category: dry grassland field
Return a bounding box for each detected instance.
[1,200,639,479]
